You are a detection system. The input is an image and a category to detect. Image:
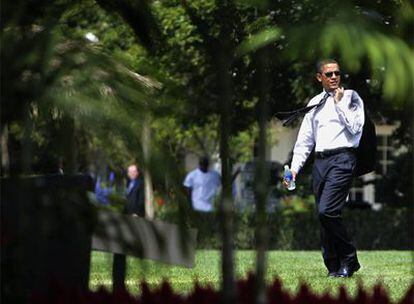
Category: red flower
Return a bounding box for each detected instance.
[156,197,165,206]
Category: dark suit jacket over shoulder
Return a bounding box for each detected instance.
[125,178,145,217]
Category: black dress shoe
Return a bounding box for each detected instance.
[335,262,361,278]
[327,271,337,277]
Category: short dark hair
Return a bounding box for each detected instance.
[199,156,209,167]
[316,59,339,73]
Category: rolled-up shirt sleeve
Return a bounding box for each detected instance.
[290,112,315,174]
[335,90,365,135]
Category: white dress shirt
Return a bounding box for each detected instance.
[290,89,365,174]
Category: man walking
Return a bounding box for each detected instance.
[183,156,221,212]
[285,59,364,278]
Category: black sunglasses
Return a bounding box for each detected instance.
[324,71,341,78]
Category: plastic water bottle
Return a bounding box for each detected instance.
[283,165,296,191]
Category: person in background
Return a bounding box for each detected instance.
[95,171,115,205]
[112,163,145,289]
[183,156,221,212]
[124,164,145,216]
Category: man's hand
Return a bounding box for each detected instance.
[283,170,297,188]
[334,87,344,103]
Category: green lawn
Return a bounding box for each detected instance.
[90,250,413,302]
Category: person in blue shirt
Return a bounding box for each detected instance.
[183,157,221,212]
[94,172,115,205]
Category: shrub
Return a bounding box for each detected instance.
[157,205,413,250]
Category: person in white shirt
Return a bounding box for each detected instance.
[183,156,221,212]
[284,59,364,278]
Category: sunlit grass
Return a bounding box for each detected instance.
[89,250,413,302]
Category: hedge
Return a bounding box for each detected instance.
[159,207,414,250]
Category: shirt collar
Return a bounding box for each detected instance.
[323,89,335,97]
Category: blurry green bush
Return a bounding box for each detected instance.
[155,202,413,250]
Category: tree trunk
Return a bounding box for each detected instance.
[60,115,77,175]
[218,68,236,303]
[142,115,154,219]
[1,124,10,177]
[254,48,270,304]
[22,105,34,175]
[217,3,235,302]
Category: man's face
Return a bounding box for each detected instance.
[316,63,341,92]
[127,165,139,180]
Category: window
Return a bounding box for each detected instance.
[349,134,395,204]
[349,177,364,202]
[376,135,395,176]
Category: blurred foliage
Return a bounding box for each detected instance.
[2,0,413,175]
[1,0,157,176]
[156,205,413,250]
[0,0,411,218]
[279,195,315,215]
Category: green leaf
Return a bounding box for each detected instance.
[236,27,281,57]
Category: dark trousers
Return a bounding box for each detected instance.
[112,202,145,289]
[312,150,358,272]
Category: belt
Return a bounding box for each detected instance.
[315,147,356,159]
